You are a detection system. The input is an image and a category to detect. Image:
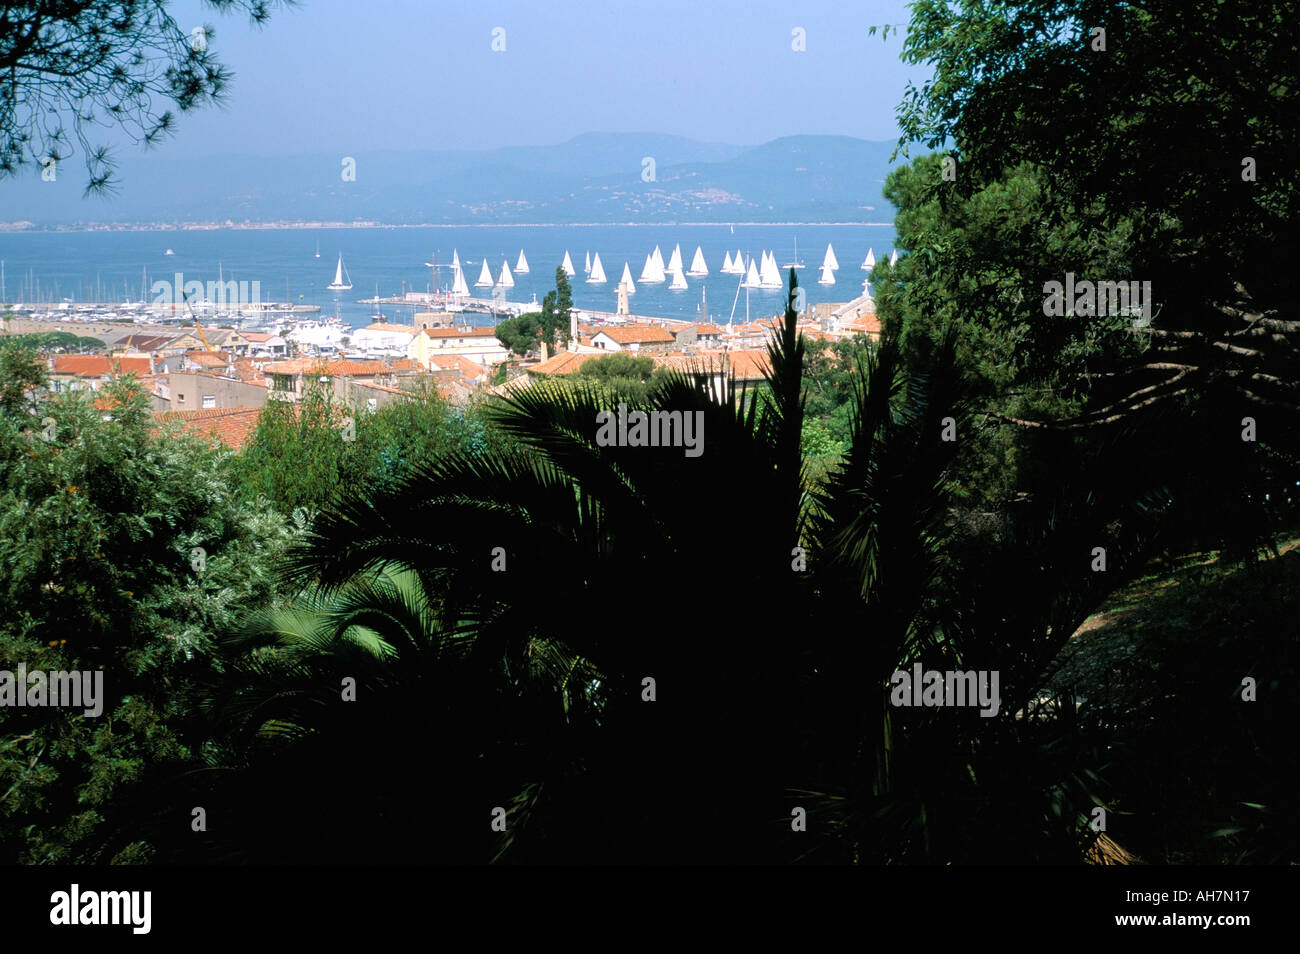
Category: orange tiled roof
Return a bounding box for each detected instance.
[152,406,263,451]
[264,358,389,376]
[420,326,498,339]
[185,350,231,367]
[529,351,604,375]
[592,325,676,345]
[51,355,151,377]
[428,354,488,380]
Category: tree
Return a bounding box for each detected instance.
[494,312,544,357]
[0,0,292,194]
[0,344,47,418]
[0,375,297,863]
[243,275,1108,863]
[895,0,1300,441]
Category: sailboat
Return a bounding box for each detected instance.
[666,244,684,275]
[721,250,734,274]
[587,252,607,284]
[734,249,745,271]
[652,246,665,273]
[584,251,592,276]
[862,248,875,270]
[822,244,839,272]
[451,261,470,300]
[668,261,688,291]
[164,249,174,256]
[515,250,529,274]
[562,251,576,277]
[499,258,515,289]
[743,257,762,289]
[619,262,637,295]
[687,245,708,277]
[315,240,321,259]
[475,260,494,288]
[782,238,805,270]
[640,252,665,284]
[760,251,783,289]
[890,249,898,267]
[818,262,836,286]
[327,253,353,291]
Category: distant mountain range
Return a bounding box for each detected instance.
[0,133,904,227]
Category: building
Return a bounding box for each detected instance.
[47,355,153,393]
[407,326,509,369]
[588,324,677,355]
[352,322,418,354]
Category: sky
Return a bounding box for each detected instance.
[143,0,927,157]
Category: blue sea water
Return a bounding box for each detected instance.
[0,223,897,330]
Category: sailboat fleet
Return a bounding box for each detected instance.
[357,239,898,320]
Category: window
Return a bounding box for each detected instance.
[202,395,216,409]
[178,393,185,403]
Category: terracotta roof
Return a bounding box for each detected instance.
[529,351,603,375]
[420,326,499,340]
[591,325,676,345]
[428,354,488,381]
[51,355,152,377]
[185,350,231,367]
[152,406,263,451]
[240,332,278,342]
[264,358,390,376]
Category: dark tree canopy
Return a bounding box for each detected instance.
[0,0,292,194]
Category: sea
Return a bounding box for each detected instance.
[0,224,897,331]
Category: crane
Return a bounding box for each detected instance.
[180,288,213,351]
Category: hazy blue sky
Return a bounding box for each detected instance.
[146,0,926,156]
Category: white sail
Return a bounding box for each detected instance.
[452,249,461,270]
[688,245,708,276]
[619,262,637,295]
[587,252,607,284]
[515,250,529,274]
[862,248,875,270]
[819,264,835,286]
[744,258,761,288]
[735,249,745,271]
[822,244,839,271]
[452,264,469,298]
[721,250,734,273]
[760,251,782,288]
[667,244,683,275]
[475,260,493,288]
[562,251,575,277]
[651,246,665,273]
[669,262,687,290]
[584,251,591,275]
[499,259,515,288]
[640,253,665,284]
[890,249,898,267]
[328,253,352,291]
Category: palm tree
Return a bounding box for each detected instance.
[207,269,1115,864]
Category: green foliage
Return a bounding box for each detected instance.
[0,376,297,863]
[0,332,105,353]
[495,312,543,357]
[234,381,513,515]
[0,345,47,418]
